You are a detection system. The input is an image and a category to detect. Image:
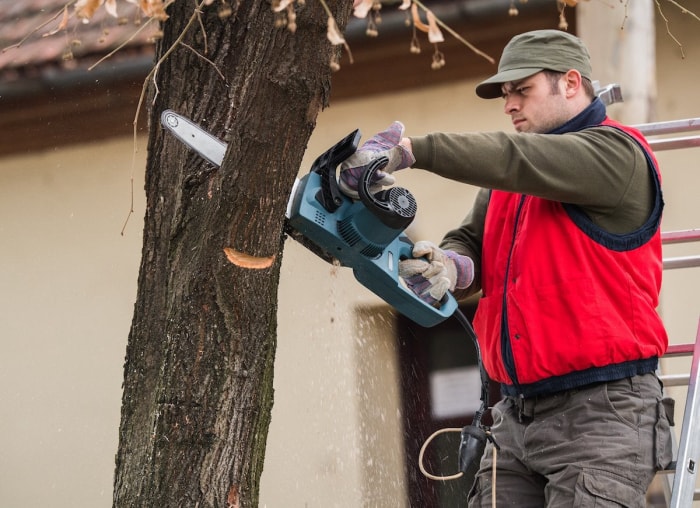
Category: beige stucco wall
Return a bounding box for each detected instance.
[1,6,698,507]
[0,142,146,506]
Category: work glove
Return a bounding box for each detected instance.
[338,121,416,199]
[399,241,474,306]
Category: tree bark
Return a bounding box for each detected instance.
[113,2,350,506]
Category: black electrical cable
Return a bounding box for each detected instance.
[454,308,489,415]
[418,307,495,482]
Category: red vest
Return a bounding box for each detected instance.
[473,118,667,396]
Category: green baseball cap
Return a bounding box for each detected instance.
[475,29,592,99]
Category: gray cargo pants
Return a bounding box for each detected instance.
[468,373,674,507]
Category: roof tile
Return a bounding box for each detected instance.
[0,0,157,79]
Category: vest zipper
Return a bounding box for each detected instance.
[500,195,526,390]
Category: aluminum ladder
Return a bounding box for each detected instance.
[659,318,700,507]
[636,117,700,507]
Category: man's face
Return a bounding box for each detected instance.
[501,72,570,134]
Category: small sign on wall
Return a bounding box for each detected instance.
[429,366,482,420]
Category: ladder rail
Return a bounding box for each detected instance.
[668,320,700,508]
[660,232,700,505]
[632,117,700,152]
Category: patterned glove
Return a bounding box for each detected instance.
[338,121,416,199]
[399,241,474,306]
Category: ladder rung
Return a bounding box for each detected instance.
[662,229,700,244]
[666,344,696,356]
[660,460,677,473]
[663,255,700,270]
[649,135,700,151]
[659,373,691,387]
[635,118,700,136]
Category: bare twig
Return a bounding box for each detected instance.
[621,0,629,29]
[411,0,495,64]
[316,0,334,19]
[195,7,209,55]
[665,0,700,22]
[89,16,157,71]
[2,1,76,53]
[152,65,160,106]
[181,42,227,83]
[317,0,354,66]
[122,0,209,235]
[654,0,686,58]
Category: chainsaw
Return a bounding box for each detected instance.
[160,110,458,327]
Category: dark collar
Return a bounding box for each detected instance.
[548,97,607,135]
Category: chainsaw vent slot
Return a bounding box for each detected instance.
[314,210,325,226]
[360,243,384,258]
[337,216,361,246]
[337,216,384,258]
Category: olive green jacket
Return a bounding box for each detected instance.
[409,120,655,298]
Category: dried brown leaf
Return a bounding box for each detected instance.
[273,0,295,13]
[105,0,118,17]
[75,0,104,20]
[119,0,169,21]
[43,5,70,36]
[411,3,429,33]
[327,16,345,45]
[426,11,444,43]
[353,0,373,18]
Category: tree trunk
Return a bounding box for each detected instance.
[113,2,350,506]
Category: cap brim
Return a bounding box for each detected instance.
[475,67,544,99]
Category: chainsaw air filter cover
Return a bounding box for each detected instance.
[358,157,417,230]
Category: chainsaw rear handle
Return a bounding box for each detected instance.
[350,234,459,327]
[395,236,459,318]
[355,158,457,325]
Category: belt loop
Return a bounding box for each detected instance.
[516,396,524,423]
[516,395,533,423]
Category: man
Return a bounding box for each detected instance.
[340,30,673,507]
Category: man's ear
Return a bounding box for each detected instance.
[564,69,582,98]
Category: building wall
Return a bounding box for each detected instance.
[0,140,146,506]
[0,7,698,507]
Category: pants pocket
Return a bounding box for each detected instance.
[574,469,646,508]
[662,396,675,426]
[655,398,674,470]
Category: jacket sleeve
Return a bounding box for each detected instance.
[409,126,654,234]
[439,187,489,299]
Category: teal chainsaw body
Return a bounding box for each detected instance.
[161,110,458,327]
